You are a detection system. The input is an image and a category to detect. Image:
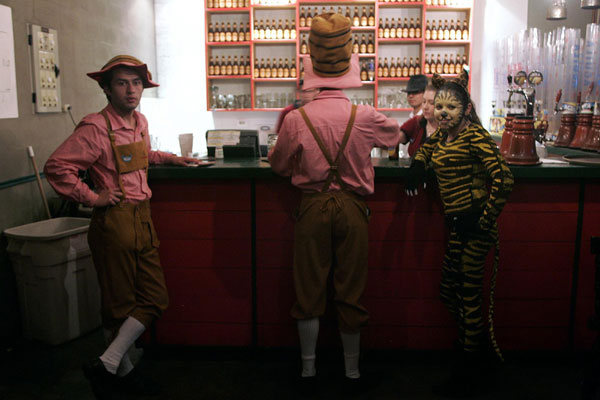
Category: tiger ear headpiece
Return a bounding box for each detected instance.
[432,68,469,91]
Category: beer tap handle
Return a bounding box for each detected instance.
[554,89,562,114]
[577,91,582,113]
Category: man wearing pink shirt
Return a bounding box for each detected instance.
[44,55,196,399]
[268,13,402,396]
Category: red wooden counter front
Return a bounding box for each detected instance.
[149,175,600,351]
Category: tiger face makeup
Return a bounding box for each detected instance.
[434,89,464,131]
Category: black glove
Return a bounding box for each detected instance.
[405,159,427,196]
[448,213,482,237]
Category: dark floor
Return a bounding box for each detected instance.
[0,329,593,400]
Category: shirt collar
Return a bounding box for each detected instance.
[102,103,145,133]
[312,89,350,102]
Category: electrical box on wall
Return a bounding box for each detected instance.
[28,24,61,113]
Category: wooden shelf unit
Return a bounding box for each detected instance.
[205,0,472,111]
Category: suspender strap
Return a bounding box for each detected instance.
[101,110,128,200]
[298,104,357,192]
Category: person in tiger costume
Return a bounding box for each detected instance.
[405,71,514,398]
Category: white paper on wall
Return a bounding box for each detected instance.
[0,5,18,119]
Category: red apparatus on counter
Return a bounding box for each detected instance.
[581,115,600,152]
[569,113,594,149]
[499,113,520,157]
[553,89,578,147]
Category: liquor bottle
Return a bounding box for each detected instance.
[378,18,384,38]
[207,23,215,42]
[382,57,390,77]
[208,57,215,76]
[447,54,455,74]
[265,20,273,40]
[402,18,409,38]
[462,20,469,40]
[207,0,214,8]
[306,8,313,27]
[266,59,273,78]
[218,0,225,8]
[270,58,278,78]
[232,56,239,75]
[415,57,421,75]
[346,8,352,24]
[226,56,233,75]
[352,7,360,27]
[402,57,409,77]
[367,37,374,53]
[219,22,227,42]
[290,21,296,39]
[368,7,375,26]
[389,58,397,78]
[259,58,266,78]
[360,62,368,81]
[300,38,308,54]
[408,57,415,76]
[424,54,430,74]
[359,35,367,54]
[436,54,443,74]
[443,54,449,74]
[299,9,306,27]
[225,0,231,8]
[415,18,422,38]
[245,22,251,40]
[277,58,284,78]
[253,20,259,39]
[282,20,289,39]
[352,36,359,54]
[456,23,462,40]
[290,61,297,78]
[360,7,368,27]
[238,23,245,41]
[409,18,415,38]
[232,0,238,8]
[389,18,397,39]
[283,58,290,78]
[226,22,234,42]
[254,58,260,78]
[449,19,456,40]
[443,19,450,40]
[259,20,266,40]
[245,56,251,75]
[384,18,390,38]
[425,20,431,40]
[231,22,238,42]
[431,20,438,40]
[276,20,284,40]
[377,57,383,77]
[455,54,462,73]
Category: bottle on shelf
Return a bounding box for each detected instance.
[352,7,360,27]
[455,53,462,73]
[431,20,438,40]
[448,54,455,74]
[360,35,367,54]
[218,0,225,8]
[290,60,297,78]
[270,58,277,78]
[225,56,233,75]
[402,18,409,39]
[377,57,383,78]
[436,54,443,74]
[225,0,231,8]
[462,54,468,69]
[300,38,308,54]
[368,7,375,26]
[443,19,450,41]
[415,57,421,75]
[367,36,374,54]
[360,7,368,27]
[442,54,449,74]
[208,56,215,76]
[425,20,431,40]
[232,56,239,75]
[208,23,215,42]
[462,20,469,40]
[283,58,290,78]
[337,6,343,15]
[378,18,384,38]
[352,35,359,54]
[277,58,284,78]
[306,8,313,27]
[384,18,390,39]
[449,19,456,41]
[382,57,390,77]
[402,57,409,77]
[245,22,250,40]
[408,57,415,76]
[360,62,368,81]
[415,18,422,38]
[231,23,238,42]
[409,18,416,38]
[389,58,397,78]
[208,0,214,8]
[367,59,375,81]
[259,58,266,78]
[424,54,430,74]
[299,8,306,27]
[346,8,352,24]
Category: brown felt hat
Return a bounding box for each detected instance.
[87,55,159,88]
[309,13,352,77]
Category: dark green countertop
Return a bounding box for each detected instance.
[148,145,600,181]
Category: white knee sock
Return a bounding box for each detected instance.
[100,317,145,375]
[297,318,319,377]
[340,331,361,379]
[102,328,134,376]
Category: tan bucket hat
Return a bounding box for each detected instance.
[87,55,159,88]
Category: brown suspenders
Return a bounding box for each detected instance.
[298,104,357,193]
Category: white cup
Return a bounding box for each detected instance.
[178,133,193,157]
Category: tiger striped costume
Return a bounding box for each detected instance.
[414,122,514,358]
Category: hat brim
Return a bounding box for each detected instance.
[87,61,159,88]
[303,54,363,91]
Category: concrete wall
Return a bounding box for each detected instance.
[0,0,156,342]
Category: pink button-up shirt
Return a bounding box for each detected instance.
[44,104,174,207]
[268,90,400,196]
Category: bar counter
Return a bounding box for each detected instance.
[147,147,600,351]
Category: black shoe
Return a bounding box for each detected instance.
[294,375,319,397]
[82,358,117,400]
[341,374,382,397]
[116,367,162,396]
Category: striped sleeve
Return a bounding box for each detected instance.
[469,127,514,230]
[413,128,442,167]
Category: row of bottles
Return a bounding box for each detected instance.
[423,53,468,75]
[378,17,422,39]
[253,58,297,78]
[208,55,252,76]
[380,0,420,2]
[425,19,469,41]
[253,20,297,40]
[253,0,295,5]
[207,0,249,8]
[353,34,376,54]
[377,57,422,78]
[208,22,250,42]
[299,6,376,28]
[425,0,471,5]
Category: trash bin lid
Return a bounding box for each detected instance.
[3,217,91,241]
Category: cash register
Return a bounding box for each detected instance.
[206,130,263,158]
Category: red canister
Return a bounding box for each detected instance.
[569,113,593,149]
[553,113,577,147]
[581,115,600,152]
[499,113,520,157]
[504,116,540,165]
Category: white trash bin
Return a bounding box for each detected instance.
[4,217,101,345]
